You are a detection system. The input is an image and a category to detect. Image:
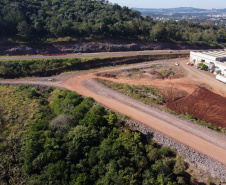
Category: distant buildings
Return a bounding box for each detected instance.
[190,49,226,75]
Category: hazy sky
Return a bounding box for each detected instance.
[108,0,226,9]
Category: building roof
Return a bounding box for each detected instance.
[190,49,226,62]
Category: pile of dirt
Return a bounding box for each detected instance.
[167,87,226,128]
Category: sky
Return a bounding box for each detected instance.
[108,0,226,9]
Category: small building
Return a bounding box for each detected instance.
[190,49,226,75]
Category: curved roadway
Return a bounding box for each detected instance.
[63,75,226,166]
[0,53,226,167]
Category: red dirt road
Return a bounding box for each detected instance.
[62,75,226,166]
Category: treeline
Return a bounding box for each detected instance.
[0,85,197,184]
[0,0,225,46]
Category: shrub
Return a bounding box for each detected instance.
[173,157,187,175]
[27,88,41,99]
[198,63,208,70]
[49,114,72,131]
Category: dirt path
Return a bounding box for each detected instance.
[62,76,226,166]
[1,58,226,167]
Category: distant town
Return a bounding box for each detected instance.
[134,7,226,24]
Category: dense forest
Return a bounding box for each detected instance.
[0,0,225,46]
[0,84,198,184]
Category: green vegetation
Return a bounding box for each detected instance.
[0,58,83,78]
[99,79,165,105]
[0,0,225,46]
[179,113,226,134]
[0,54,185,78]
[198,63,209,70]
[159,69,175,76]
[0,84,56,184]
[132,68,140,73]
[0,84,196,184]
[0,84,52,138]
[166,110,226,134]
[166,108,179,115]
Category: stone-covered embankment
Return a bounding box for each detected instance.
[127,119,226,182]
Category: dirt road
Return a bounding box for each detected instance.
[1,57,226,167]
[62,75,226,166]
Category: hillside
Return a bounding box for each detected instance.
[0,0,144,40]
[0,0,225,47]
[0,39,219,56]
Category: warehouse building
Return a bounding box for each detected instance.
[190,49,226,75]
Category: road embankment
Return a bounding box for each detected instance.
[0,53,189,78]
[127,119,226,182]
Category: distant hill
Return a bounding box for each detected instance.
[133,7,226,14]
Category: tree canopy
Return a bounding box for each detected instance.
[0,85,193,184]
[0,0,225,46]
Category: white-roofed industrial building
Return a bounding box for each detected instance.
[190,49,226,75]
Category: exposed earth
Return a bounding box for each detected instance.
[0,54,226,170]
[0,38,220,56]
[167,87,226,128]
[96,59,226,128]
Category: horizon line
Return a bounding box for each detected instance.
[131,7,226,10]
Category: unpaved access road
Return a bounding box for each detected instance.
[63,75,226,166]
[1,57,226,167]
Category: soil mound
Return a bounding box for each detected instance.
[167,87,226,128]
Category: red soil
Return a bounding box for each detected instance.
[167,87,226,128]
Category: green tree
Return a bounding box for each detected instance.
[173,157,187,175]
[17,20,32,38]
[150,22,166,41]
